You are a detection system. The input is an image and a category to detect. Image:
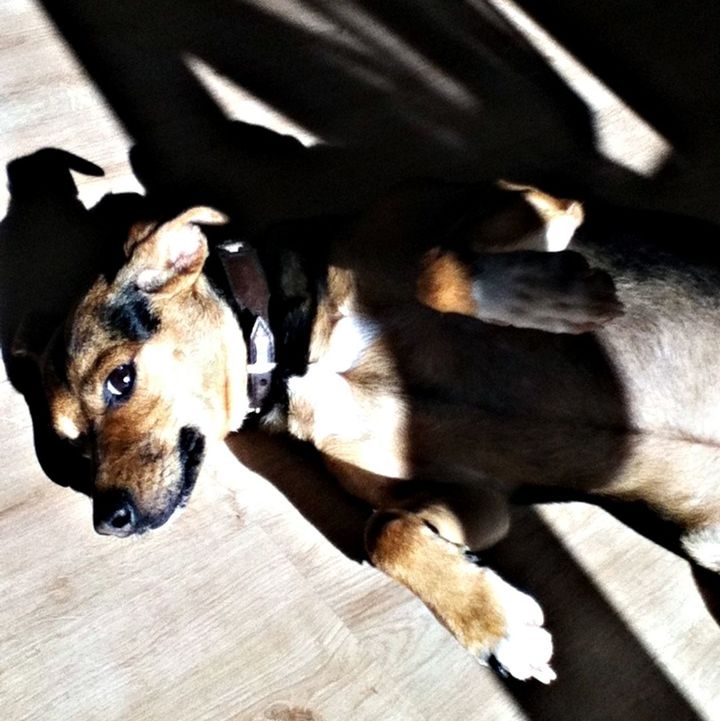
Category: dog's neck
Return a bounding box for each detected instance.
[208,228,328,427]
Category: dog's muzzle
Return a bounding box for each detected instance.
[94,488,138,537]
[93,426,206,537]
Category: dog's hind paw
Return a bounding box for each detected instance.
[482,572,556,684]
[682,524,720,573]
[472,250,623,335]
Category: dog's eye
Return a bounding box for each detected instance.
[104,363,135,405]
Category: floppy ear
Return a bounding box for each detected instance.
[48,385,87,440]
[123,220,159,258]
[124,206,228,295]
[41,329,88,440]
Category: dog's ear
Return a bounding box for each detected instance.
[48,385,87,440]
[124,207,228,295]
[41,329,88,440]
[123,220,159,258]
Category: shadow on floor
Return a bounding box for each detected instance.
[2,1,718,718]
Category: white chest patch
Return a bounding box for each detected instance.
[287,312,410,478]
[322,314,382,373]
[289,313,381,440]
[287,363,366,441]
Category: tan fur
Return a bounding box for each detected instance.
[416,249,476,316]
[46,213,247,523]
[42,182,720,681]
[366,512,507,650]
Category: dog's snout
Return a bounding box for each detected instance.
[94,490,139,537]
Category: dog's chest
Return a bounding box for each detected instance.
[285,313,411,478]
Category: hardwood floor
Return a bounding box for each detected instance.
[1,2,718,719]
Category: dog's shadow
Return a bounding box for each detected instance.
[230,434,711,721]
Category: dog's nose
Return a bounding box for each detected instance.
[94,490,139,537]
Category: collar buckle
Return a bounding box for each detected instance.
[217,241,276,413]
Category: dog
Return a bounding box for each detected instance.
[33,179,720,684]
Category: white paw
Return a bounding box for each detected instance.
[493,624,556,684]
[487,573,556,684]
[682,524,720,572]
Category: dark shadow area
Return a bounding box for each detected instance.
[227,431,370,562]
[486,507,703,721]
[0,148,153,493]
[0,149,104,368]
[2,1,717,718]
[36,0,648,231]
[0,149,106,493]
[515,0,720,222]
[693,566,720,623]
[514,0,720,156]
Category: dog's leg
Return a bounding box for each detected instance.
[325,458,511,549]
[417,247,623,334]
[365,506,555,683]
[595,434,720,573]
[683,525,720,573]
[324,457,553,681]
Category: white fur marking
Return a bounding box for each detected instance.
[682,525,720,572]
[56,414,81,441]
[135,268,169,292]
[486,570,556,683]
[287,364,366,441]
[544,214,581,252]
[323,315,381,373]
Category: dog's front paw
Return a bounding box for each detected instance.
[441,561,555,683]
[367,513,555,683]
[485,572,556,684]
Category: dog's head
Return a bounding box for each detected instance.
[44,207,250,536]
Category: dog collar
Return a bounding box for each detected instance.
[216,240,276,413]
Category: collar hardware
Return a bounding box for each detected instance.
[217,241,276,413]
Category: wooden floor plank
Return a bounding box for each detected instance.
[1,1,719,720]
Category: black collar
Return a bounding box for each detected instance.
[216,241,276,414]
[209,220,331,426]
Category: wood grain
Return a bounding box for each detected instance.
[1,2,718,720]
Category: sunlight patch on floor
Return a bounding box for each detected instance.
[486,0,672,176]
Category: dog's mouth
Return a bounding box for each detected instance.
[176,425,206,508]
[93,425,206,537]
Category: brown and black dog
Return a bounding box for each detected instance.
[34,180,720,683]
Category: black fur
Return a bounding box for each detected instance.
[178,425,205,506]
[103,285,159,341]
[206,217,339,425]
